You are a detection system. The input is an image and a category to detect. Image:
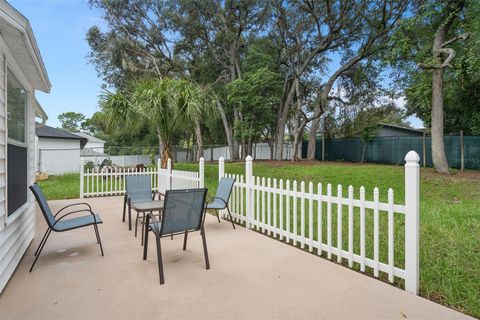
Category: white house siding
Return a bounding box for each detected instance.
[84,140,104,154]
[0,33,37,293]
[37,138,81,174]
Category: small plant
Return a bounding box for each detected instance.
[84,161,95,172]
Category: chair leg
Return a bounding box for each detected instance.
[141,212,147,246]
[183,231,188,250]
[155,233,165,285]
[135,211,140,237]
[216,209,221,223]
[128,204,132,231]
[93,224,100,243]
[34,228,50,256]
[122,195,127,222]
[143,227,149,260]
[226,206,236,229]
[201,226,210,270]
[29,228,52,272]
[202,209,206,225]
[94,224,104,256]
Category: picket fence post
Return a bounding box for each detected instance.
[80,159,85,199]
[404,150,420,295]
[167,158,172,190]
[199,157,205,188]
[218,156,225,181]
[157,157,161,189]
[245,155,253,229]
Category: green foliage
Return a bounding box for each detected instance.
[57,112,85,132]
[228,67,282,143]
[226,40,283,144]
[390,0,480,134]
[84,161,94,171]
[101,78,214,161]
[360,125,379,144]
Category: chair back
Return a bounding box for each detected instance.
[126,175,152,203]
[214,178,235,205]
[29,184,56,228]
[160,188,208,235]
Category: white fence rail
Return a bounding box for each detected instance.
[218,152,420,295]
[80,158,204,198]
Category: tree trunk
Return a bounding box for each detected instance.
[431,68,449,173]
[194,120,203,162]
[216,99,236,161]
[307,115,321,160]
[292,136,301,162]
[161,142,173,169]
[157,133,163,167]
[274,79,298,160]
[428,6,463,174]
[268,140,274,160]
[361,143,367,163]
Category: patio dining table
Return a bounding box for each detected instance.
[131,200,164,245]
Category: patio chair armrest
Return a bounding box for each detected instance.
[55,203,93,217]
[211,197,228,206]
[152,191,165,200]
[146,212,161,234]
[52,209,94,227]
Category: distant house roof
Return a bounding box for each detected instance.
[379,123,425,134]
[74,132,105,143]
[80,149,107,157]
[36,125,88,147]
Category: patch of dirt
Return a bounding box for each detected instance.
[421,167,480,181]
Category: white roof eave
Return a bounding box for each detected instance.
[0,1,51,92]
[34,98,47,128]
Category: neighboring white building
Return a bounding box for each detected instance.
[35,125,86,174]
[0,1,51,293]
[75,132,105,154]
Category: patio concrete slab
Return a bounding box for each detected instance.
[0,196,473,320]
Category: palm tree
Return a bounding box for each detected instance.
[102,78,212,168]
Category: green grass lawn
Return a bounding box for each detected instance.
[38,161,480,318]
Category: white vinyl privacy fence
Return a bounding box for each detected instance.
[80,158,204,198]
[218,151,420,295]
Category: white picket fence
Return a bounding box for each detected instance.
[80,158,204,198]
[79,151,420,295]
[218,151,420,295]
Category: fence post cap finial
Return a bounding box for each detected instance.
[219,156,224,162]
[246,155,253,162]
[405,151,420,163]
[199,157,204,162]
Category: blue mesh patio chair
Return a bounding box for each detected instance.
[123,175,164,232]
[29,184,104,272]
[143,188,209,285]
[205,178,236,229]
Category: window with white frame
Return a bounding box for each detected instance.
[7,67,28,216]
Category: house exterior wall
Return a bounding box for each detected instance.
[0,33,37,293]
[37,138,81,174]
[378,127,423,137]
[84,140,104,154]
